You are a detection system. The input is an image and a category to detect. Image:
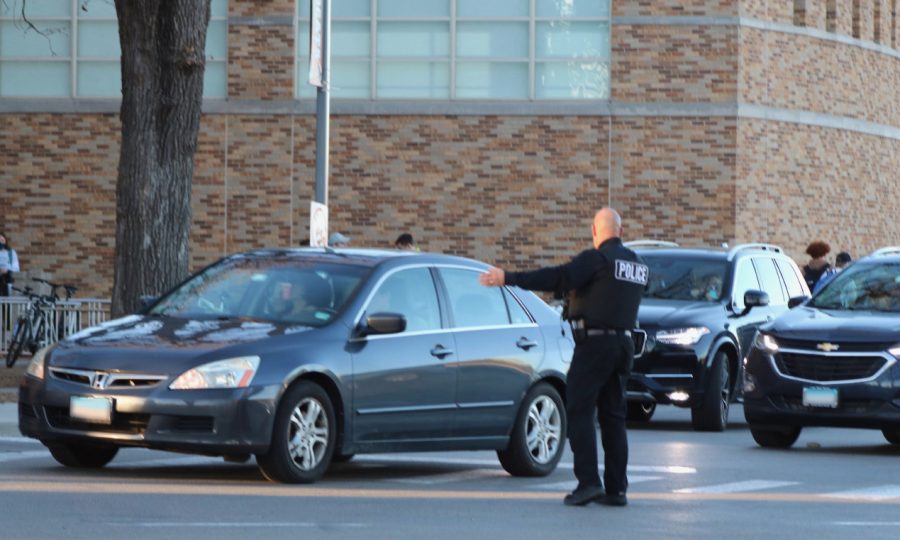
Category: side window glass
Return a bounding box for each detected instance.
[752,258,787,305]
[775,258,806,298]
[503,288,532,325]
[731,260,761,310]
[367,268,442,333]
[439,268,511,328]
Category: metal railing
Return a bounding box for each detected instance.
[0,297,111,354]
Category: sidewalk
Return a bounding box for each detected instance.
[0,363,23,436]
[0,403,17,437]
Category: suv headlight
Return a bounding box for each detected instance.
[889,345,900,359]
[169,356,260,390]
[25,345,53,380]
[655,327,710,346]
[754,332,779,354]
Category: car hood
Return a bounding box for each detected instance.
[48,314,317,372]
[638,299,725,329]
[766,307,900,343]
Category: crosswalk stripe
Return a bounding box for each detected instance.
[534,475,661,492]
[396,468,509,485]
[359,455,695,474]
[0,436,40,444]
[824,485,900,501]
[674,480,799,494]
[0,450,50,463]
[110,456,225,468]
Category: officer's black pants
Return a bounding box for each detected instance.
[566,333,633,495]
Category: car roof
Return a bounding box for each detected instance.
[632,243,787,262]
[229,247,490,270]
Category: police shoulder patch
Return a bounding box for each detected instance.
[615,259,649,285]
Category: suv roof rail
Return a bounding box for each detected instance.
[868,246,900,257]
[624,240,679,249]
[727,243,783,260]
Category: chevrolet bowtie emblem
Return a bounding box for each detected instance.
[816,342,840,352]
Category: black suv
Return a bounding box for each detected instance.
[743,247,900,448]
[627,242,810,431]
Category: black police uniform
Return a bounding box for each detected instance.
[505,237,647,500]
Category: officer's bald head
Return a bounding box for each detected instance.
[592,207,622,247]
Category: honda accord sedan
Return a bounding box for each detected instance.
[19,248,573,483]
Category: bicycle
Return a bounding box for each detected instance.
[5,279,78,368]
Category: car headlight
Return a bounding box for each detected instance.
[655,327,710,346]
[25,345,53,380]
[754,332,779,354]
[889,345,900,359]
[169,356,260,390]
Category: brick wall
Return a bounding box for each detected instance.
[795,0,828,28]
[613,1,736,16]
[227,24,295,100]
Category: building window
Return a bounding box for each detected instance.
[296,0,610,100]
[0,0,228,98]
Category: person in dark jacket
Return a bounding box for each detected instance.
[802,241,831,291]
[479,208,647,507]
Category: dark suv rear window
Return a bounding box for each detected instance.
[641,255,728,302]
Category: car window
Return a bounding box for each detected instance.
[775,258,806,298]
[640,255,727,302]
[367,268,442,333]
[752,258,787,305]
[439,268,511,328]
[503,288,532,325]
[731,259,761,309]
[809,262,900,312]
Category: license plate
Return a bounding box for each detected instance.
[70,396,113,424]
[802,387,838,408]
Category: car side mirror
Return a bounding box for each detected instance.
[359,312,407,336]
[736,289,769,316]
[788,295,809,309]
[138,295,159,313]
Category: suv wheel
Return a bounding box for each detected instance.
[750,425,801,448]
[497,383,566,477]
[882,428,900,445]
[691,351,730,432]
[626,401,656,422]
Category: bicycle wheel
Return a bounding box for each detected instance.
[6,317,30,368]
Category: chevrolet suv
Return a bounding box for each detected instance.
[743,247,900,448]
[627,242,810,431]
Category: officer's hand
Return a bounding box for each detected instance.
[479,267,505,287]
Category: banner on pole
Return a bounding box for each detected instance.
[309,201,328,247]
[308,0,324,87]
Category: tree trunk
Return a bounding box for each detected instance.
[111,0,210,317]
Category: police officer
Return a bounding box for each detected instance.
[479,208,647,507]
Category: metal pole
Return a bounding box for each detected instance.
[314,0,332,206]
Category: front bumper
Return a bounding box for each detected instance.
[19,373,281,454]
[627,345,707,407]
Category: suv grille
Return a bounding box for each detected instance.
[774,338,895,353]
[774,353,888,382]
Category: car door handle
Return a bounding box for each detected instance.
[516,338,538,350]
[430,345,454,359]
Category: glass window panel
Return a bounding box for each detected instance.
[205,20,227,60]
[0,21,71,57]
[536,0,609,18]
[1,0,70,17]
[378,0,449,18]
[78,0,117,18]
[211,0,229,19]
[334,0,370,18]
[776,259,806,298]
[77,21,120,58]
[456,62,527,99]
[298,0,310,17]
[377,61,449,98]
[333,21,369,57]
[536,21,609,59]
[457,0,528,17]
[298,24,310,56]
[456,22,527,58]
[0,61,69,96]
[731,260,761,310]
[332,60,369,98]
[753,258,787,305]
[368,268,442,333]
[77,60,120,96]
[440,268,511,327]
[203,61,226,98]
[535,61,608,99]
[377,22,449,57]
[503,289,532,325]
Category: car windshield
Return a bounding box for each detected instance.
[808,262,900,312]
[149,256,369,326]
[641,255,727,302]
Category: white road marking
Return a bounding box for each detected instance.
[359,455,696,474]
[0,436,40,444]
[110,456,225,468]
[824,485,900,501]
[534,475,662,492]
[673,480,799,494]
[832,522,900,527]
[0,450,49,463]
[397,468,509,485]
[110,522,368,528]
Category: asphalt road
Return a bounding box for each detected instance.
[1,404,898,540]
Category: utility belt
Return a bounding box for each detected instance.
[569,319,631,342]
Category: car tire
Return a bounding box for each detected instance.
[749,425,802,448]
[497,383,566,477]
[256,380,336,484]
[626,401,656,422]
[46,441,118,468]
[882,428,900,445]
[691,351,730,432]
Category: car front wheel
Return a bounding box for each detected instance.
[46,441,118,468]
[691,351,730,432]
[497,383,566,477]
[750,425,801,448]
[257,380,336,483]
[882,428,900,445]
[626,401,656,422]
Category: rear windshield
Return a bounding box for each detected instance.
[150,256,369,326]
[640,255,728,302]
[808,262,900,313]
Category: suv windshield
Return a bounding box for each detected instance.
[808,262,900,312]
[150,256,369,326]
[641,255,727,302]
